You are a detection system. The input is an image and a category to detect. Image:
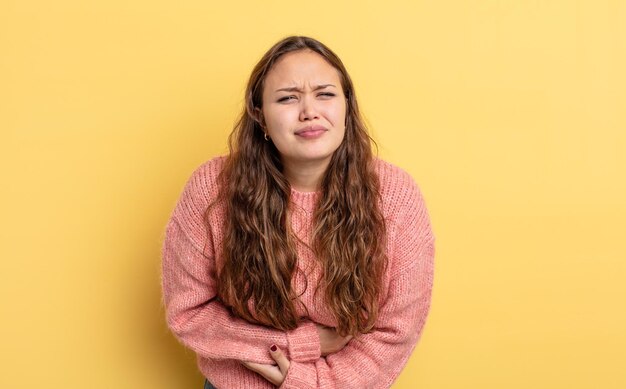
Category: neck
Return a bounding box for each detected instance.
[282,157,330,192]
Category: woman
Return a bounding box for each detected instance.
[161,35,435,389]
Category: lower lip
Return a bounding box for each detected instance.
[295,130,326,139]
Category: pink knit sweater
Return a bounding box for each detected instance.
[161,156,435,389]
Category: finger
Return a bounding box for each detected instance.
[269,344,290,374]
[242,361,282,385]
[241,361,260,370]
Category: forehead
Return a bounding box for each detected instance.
[264,50,342,89]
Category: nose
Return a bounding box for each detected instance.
[299,95,319,121]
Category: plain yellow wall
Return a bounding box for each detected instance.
[1,1,624,388]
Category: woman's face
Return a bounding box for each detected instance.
[260,49,347,169]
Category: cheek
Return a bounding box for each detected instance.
[263,109,282,133]
[324,102,346,125]
[264,108,297,132]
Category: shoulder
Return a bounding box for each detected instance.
[171,155,227,236]
[373,157,426,222]
[181,155,227,200]
[373,158,435,274]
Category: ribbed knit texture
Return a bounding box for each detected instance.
[161,156,435,389]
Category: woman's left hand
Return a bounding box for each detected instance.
[242,345,291,386]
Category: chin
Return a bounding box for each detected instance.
[293,152,335,163]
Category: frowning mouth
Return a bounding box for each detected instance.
[294,125,328,138]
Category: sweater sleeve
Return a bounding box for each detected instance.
[279,176,435,389]
[161,163,321,364]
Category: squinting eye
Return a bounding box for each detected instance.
[319,92,336,98]
[277,96,296,102]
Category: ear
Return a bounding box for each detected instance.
[253,107,265,128]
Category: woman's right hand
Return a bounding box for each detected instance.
[316,324,353,356]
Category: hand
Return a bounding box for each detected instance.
[316,324,353,356]
[242,345,290,386]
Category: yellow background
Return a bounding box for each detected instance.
[1,1,624,388]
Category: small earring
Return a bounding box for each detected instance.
[264,132,269,141]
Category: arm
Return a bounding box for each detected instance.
[161,166,321,365]
[279,178,435,389]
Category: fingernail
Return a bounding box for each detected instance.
[270,344,277,352]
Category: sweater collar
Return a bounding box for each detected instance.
[289,187,321,212]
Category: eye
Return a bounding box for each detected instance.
[277,95,297,103]
[318,92,336,98]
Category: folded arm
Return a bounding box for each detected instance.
[161,209,321,365]
[279,178,435,389]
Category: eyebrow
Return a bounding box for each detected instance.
[275,84,336,93]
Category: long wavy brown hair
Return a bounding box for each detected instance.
[210,36,387,337]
